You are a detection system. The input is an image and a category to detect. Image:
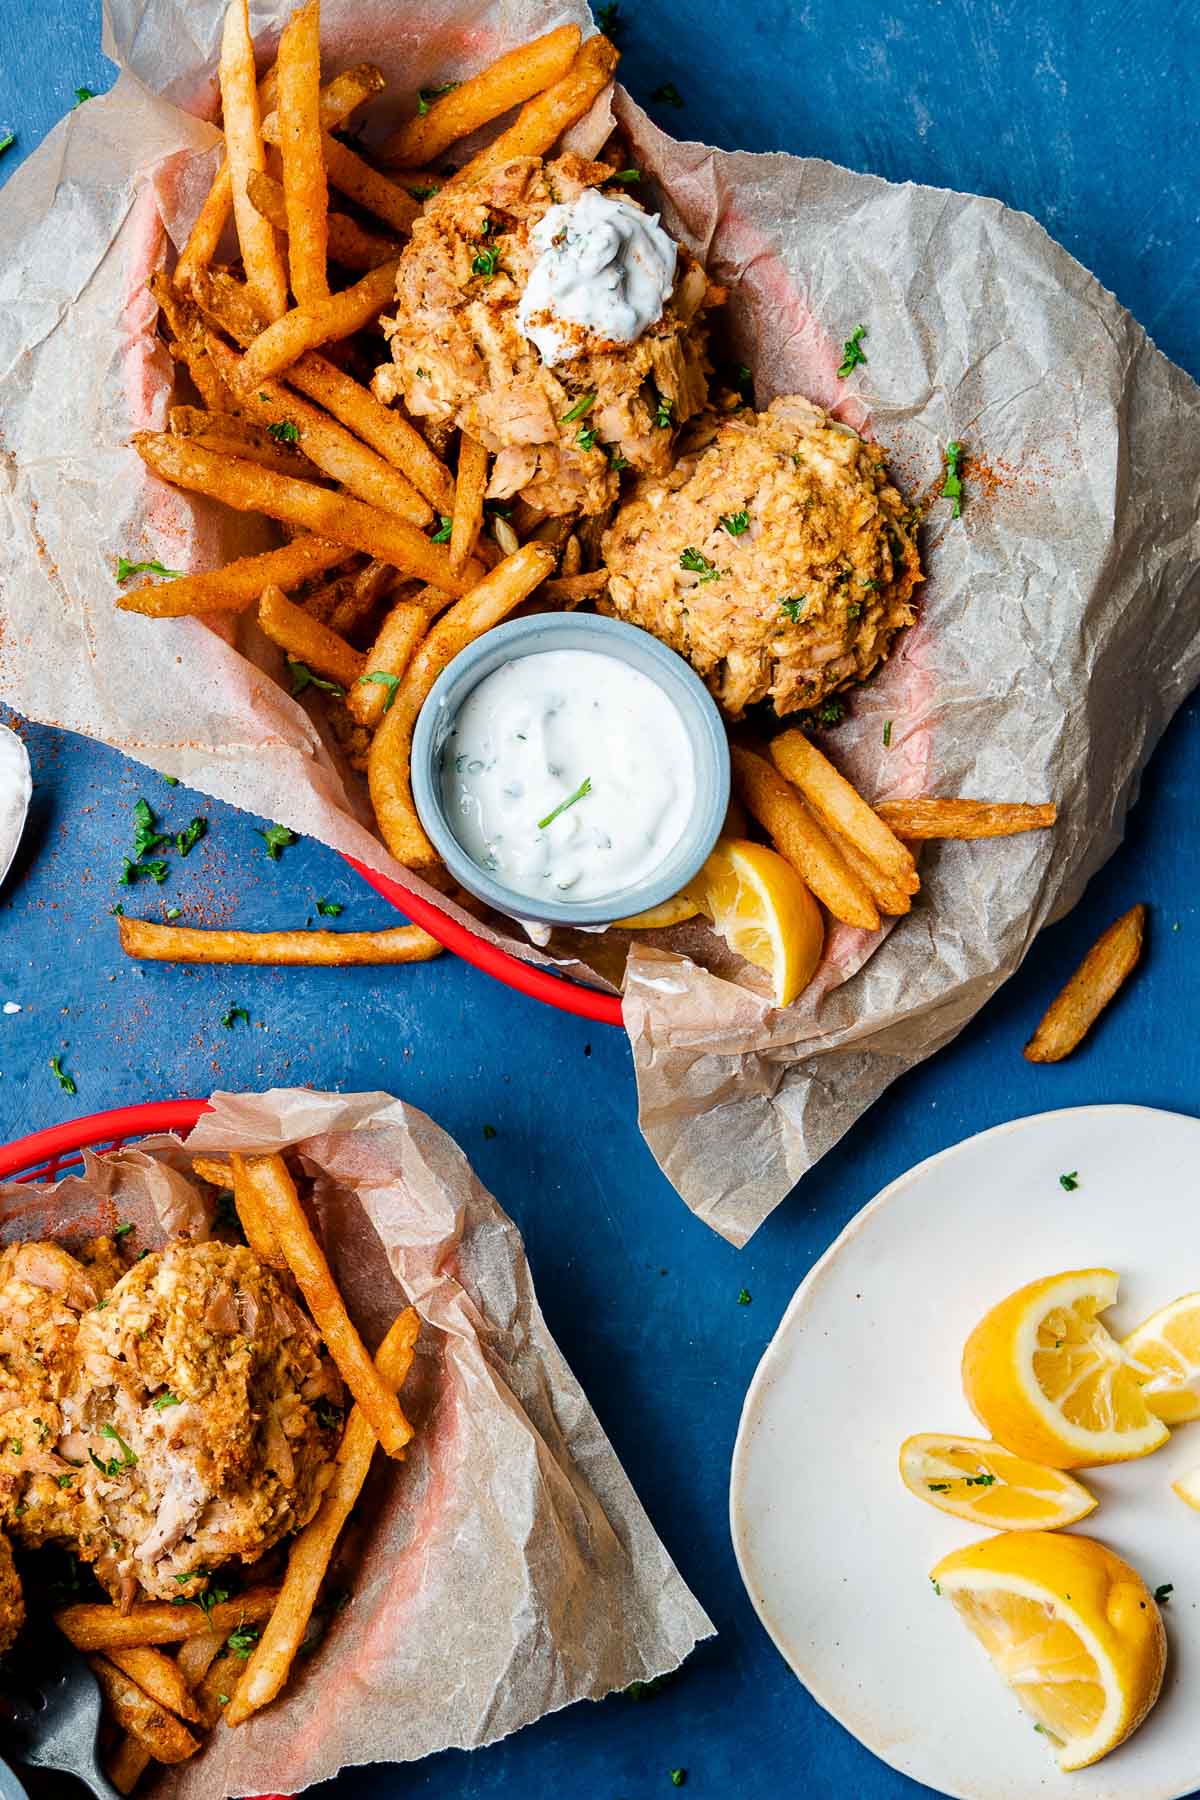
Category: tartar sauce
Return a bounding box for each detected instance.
[441,650,695,905]
[516,189,677,367]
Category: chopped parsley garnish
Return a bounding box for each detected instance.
[472,244,501,280]
[288,658,345,698]
[482,1123,498,1140]
[407,183,440,201]
[416,81,458,116]
[719,510,750,536]
[267,419,301,445]
[164,905,181,920]
[314,1399,343,1431]
[152,1393,181,1411]
[942,440,965,517]
[606,168,641,184]
[119,856,168,886]
[679,546,720,581]
[537,776,592,831]
[846,601,862,620]
[163,775,179,785]
[836,324,867,378]
[73,87,96,106]
[357,671,402,713]
[415,367,430,380]
[8,1440,21,1456]
[430,515,453,543]
[116,556,183,582]
[218,1693,231,1706]
[1155,1583,1173,1605]
[90,1424,137,1477]
[654,395,673,429]
[883,719,893,747]
[728,361,754,404]
[57,1473,74,1489]
[779,595,807,622]
[561,392,597,423]
[609,449,630,471]
[963,1472,996,1487]
[316,898,343,917]
[221,1006,250,1030]
[114,1222,135,1239]
[652,82,684,107]
[1059,1170,1080,1191]
[176,817,206,856]
[576,425,599,451]
[227,1623,260,1659]
[133,798,172,858]
[0,132,14,154]
[926,1481,950,1492]
[258,823,297,859]
[815,697,847,726]
[930,1578,941,1596]
[49,1054,77,1096]
[596,1,624,40]
[669,1772,687,1788]
[737,1288,751,1306]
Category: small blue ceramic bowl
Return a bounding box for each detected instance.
[411,613,730,928]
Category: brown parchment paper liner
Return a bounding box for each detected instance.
[2,3,1199,1247]
[0,1087,713,1797]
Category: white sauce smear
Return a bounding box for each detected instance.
[442,649,695,905]
[516,188,677,367]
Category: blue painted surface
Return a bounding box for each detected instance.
[2,5,1199,1797]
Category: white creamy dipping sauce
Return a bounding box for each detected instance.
[516,188,677,367]
[441,650,695,905]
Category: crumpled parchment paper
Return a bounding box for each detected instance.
[1,2,1198,1247]
[0,1087,713,1797]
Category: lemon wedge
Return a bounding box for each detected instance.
[899,1433,1096,1530]
[683,837,823,1007]
[1122,1291,1200,1423]
[932,1531,1166,1770]
[613,893,701,929]
[962,1269,1169,1468]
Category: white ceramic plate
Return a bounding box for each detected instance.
[731,1106,1200,1800]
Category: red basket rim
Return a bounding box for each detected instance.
[0,1099,211,1180]
[344,856,624,1027]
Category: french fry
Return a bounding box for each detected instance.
[133,434,482,594]
[330,560,414,636]
[731,746,881,930]
[116,535,346,617]
[174,166,236,298]
[107,1646,203,1725]
[224,1305,420,1726]
[276,0,329,308]
[347,598,429,726]
[235,258,403,387]
[195,1642,249,1729]
[205,333,432,524]
[150,273,232,414]
[369,542,556,867]
[168,403,324,481]
[108,1629,227,1792]
[450,33,619,188]
[248,168,401,270]
[107,1733,152,1796]
[539,570,608,607]
[175,1627,230,1689]
[825,821,914,917]
[229,1150,286,1268]
[220,0,288,320]
[874,798,1058,840]
[56,1587,281,1651]
[236,1154,415,1456]
[768,730,919,893]
[260,110,420,235]
[380,24,582,167]
[192,1155,234,1187]
[86,1657,201,1765]
[259,583,365,686]
[1024,903,1146,1063]
[117,915,444,965]
[450,434,488,576]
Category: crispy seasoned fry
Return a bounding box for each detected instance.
[116,535,345,617]
[235,259,403,387]
[56,1587,281,1651]
[168,403,324,480]
[174,166,236,298]
[259,110,420,234]
[539,570,608,607]
[133,434,482,593]
[175,1628,229,1689]
[347,598,429,726]
[118,914,443,965]
[824,821,913,917]
[225,1305,420,1727]
[313,61,386,125]
[769,729,919,892]
[874,798,1058,840]
[380,24,582,167]
[229,1150,286,1268]
[238,1155,415,1456]
[1024,903,1146,1063]
[369,542,556,866]
[247,168,401,270]
[276,0,329,308]
[205,333,432,523]
[195,1643,248,1729]
[220,0,288,320]
[107,1733,152,1796]
[107,1646,203,1725]
[258,583,365,687]
[191,1155,234,1187]
[86,1657,201,1765]
[450,33,619,188]
[731,745,881,931]
[450,434,488,575]
[151,272,232,414]
[330,559,410,636]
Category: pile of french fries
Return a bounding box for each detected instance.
[47,1151,419,1792]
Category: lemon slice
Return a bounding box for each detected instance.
[899,1433,1096,1530]
[1172,1467,1200,1509]
[613,893,701,929]
[1122,1291,1200,1423]
[961,1269,1169,1468]
[933,1531,1166,1770]
[683,837,823,1007]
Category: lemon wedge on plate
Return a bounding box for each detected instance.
[932,1531,1166,1771]
[962,1269,1169,1468]
[1122,1291,1200,1423]
[1172,1467,1200,1509]
[683,837,823,1007]
[899,1433,1095,1530]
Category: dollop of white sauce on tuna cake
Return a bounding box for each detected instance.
[516,188,677,367]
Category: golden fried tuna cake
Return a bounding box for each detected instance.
[0,1240,115,1546]
[374,153,719,516]
[0,1529,22,1656]
[66,1241,342,1601]
[601,397,922,719]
